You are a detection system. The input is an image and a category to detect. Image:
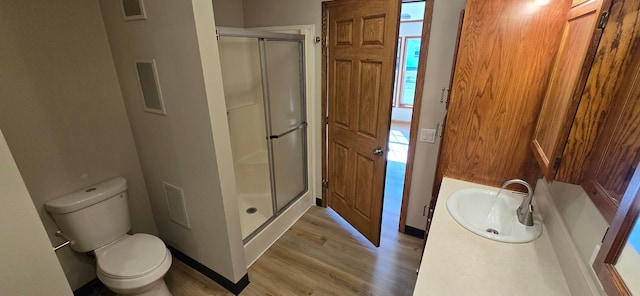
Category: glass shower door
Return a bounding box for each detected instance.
[262,39,307,212]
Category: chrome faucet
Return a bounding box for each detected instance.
[501,179,534,226]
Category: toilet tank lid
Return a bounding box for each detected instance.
[45,177,127,214]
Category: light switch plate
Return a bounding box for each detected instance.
[420,128,437,143]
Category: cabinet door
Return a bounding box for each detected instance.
[556,0,640,184]
[583,50,640,223]
[531,0,607,180]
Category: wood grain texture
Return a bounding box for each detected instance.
[557,0,640,183]
[574,0,593,7]
[161,206,423,296]
[593,164,640,296]
[582,33,640,223]
[531,0,606,181]
[326,0,400,246]
[436,0,569,189]
[399,0,435,233]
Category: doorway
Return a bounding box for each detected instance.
[384,0,428,236]
[321,0,434,246]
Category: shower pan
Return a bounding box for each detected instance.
[217,27,308,243]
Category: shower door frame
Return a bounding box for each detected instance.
[217,27,309,243]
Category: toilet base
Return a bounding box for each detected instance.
[111,279,172,296]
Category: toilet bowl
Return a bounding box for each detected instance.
[96,234,172,295]
[44,177,173,296]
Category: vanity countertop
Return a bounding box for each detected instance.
[413,177,570,295]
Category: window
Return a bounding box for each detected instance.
[393,36,421,108]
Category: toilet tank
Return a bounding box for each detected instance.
[45,177,131,252]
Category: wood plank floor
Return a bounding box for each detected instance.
[165,205,424,295]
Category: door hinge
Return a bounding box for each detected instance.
[322,179,329,188]
[325,116,329,125]
[625,165,637,182]
[598,11,610,29]
[553,157,562,170]
[215,29,220,40]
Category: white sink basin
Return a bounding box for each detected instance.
[446,188,542,243]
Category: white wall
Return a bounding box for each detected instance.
[550,182,609,266]
[99,0,247,283]
[0,0,157,290]
[0,129,73,296]
[213,0,245,27]
[535,179,609,295]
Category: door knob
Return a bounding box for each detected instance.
[373,147,384,156]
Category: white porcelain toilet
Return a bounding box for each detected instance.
[45,177,172,296]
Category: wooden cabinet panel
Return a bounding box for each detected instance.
[574,0,592,7]
[531,0,606,181]
[436,0,569,188]
[583,41,640,222]
[557,0,640,183]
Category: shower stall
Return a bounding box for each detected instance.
[217,27,308,242]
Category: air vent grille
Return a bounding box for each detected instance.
[134,59,166,115]
[163,182,191,229]
[121,0,146,20]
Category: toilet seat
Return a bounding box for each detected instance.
[96,233,172,293]
[96,233,168,279]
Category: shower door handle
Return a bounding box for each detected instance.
[373,147,384,156]
[269,122,307,139]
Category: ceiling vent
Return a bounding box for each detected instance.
[121,0,146,21]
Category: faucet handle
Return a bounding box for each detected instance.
[517,204,535,226]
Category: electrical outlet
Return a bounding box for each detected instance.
[420,128,436,143]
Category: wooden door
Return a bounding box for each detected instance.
[531,0,608,180]
[323,0,400,246]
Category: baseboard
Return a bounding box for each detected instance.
[404,225,425,239]
[167,246,249,295]
[534,180,603,296]
[73,278,105,296]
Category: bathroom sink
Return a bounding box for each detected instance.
[446,188,542,243]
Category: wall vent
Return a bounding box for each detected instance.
[163,182,191,229]
[134,59,166,115]
[121,0,146,21]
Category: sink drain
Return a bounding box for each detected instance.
[486,228,499,235]
[246,207,258,214]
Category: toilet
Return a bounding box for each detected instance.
[45,177,172,296]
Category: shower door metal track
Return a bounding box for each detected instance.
[216,26,305,41]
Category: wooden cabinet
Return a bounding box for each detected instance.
[434,0,569,189]
[573,0,594,7]
[532,0,640,223]
[531,0,608,181]
[557,0,640,183]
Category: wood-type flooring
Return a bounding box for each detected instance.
[88,205,423,295]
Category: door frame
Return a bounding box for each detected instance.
[398,0,434,233]
[321,0,435,235]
